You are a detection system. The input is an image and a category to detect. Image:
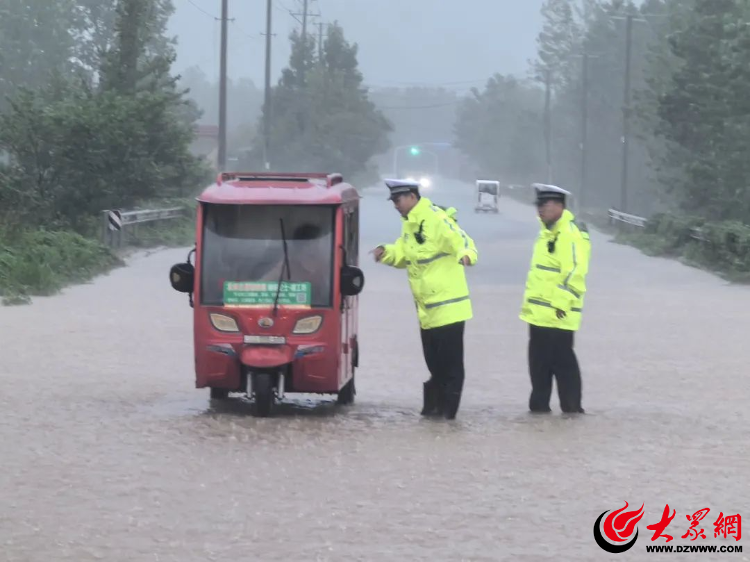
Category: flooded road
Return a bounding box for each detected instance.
[1,180,749,561]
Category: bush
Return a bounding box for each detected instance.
[620,212,750,281]
[0,84,210,234]
[0,229,123,304]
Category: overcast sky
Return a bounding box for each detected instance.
[168,0,546,89]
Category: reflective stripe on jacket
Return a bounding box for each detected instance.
[379,197,478,330]
[520,209,590,331]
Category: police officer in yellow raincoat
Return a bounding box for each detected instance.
[372,179,478,419]
[520,184,591,414]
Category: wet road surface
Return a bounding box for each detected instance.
[1,180,749,561]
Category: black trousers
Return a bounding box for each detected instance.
[420,321,465,400]
[528,325,583,413]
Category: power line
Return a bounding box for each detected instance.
[367,78,488,87]
[274,0,299,23]
[229,19,258,41]
[185,0,219,20]
[377,100,465,110]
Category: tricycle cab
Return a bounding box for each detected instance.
[475,179,500,214]
[169,171,364,416]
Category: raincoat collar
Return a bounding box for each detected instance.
[403,196,432,223]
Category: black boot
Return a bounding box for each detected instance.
[432,383,446,417]
[443,391,462,420]
[420,381,439,416]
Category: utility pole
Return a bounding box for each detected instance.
[571,51,600,211]
[302,0,309,42]
[544,67,552,183]
[291,0,319,42]
[580,52,589,210]
[217,0,229,171]
[317,22,324,61]
[611,13,649,211]
[620,14,634,213]
[263,0,272,170]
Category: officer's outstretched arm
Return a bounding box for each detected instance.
[550,232,588,312]
[437,216,478,265]
[378,237,408,269]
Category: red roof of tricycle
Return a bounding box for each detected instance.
[197,172,360,205]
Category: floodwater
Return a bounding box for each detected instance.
[1,181,748,561]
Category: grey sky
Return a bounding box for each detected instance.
[168,0,546,88]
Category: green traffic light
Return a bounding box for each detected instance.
[410,146,420,156]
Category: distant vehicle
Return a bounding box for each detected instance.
[169,171,365,417]
[474,180,500,213]
[402,170,433,190]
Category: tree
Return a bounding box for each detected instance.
[0,0,80,110]
[0,0,209,232]
[249,22,391,180]
[454,75,545,184]
[99,0,179,95]
[655,0,747,219]
[533,0,582,88]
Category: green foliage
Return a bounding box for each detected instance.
[0,0,79,111]
[0,0,209,234]
[0,229,123,304]
[124,197,197,248]
[457,0,750,282]
[454,75,545,185]
[0,0,208,301]
[247,23,392,178]
[620,213,750,280]
[0,83,206,232]
[655,0,750,222]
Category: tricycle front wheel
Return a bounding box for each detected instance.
[252,373,275,417]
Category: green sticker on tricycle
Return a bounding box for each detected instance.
[223,281,311,307]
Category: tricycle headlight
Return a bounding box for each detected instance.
[210,313,240,333]
[293,315,323,334]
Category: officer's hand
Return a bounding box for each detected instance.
[370,247,385,262]
[460,255,471,266]
[556,309,567,319]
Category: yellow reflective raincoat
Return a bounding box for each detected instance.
[379,197,478,330]
[520,209,590,331]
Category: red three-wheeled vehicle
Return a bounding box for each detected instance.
[169,172,365,417]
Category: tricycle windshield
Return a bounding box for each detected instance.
[200,204,336,307]
[478,183,498,195]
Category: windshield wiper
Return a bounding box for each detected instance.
[272,218,292,317]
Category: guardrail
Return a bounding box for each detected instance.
[101,207,185,247]
[608,208,707,242]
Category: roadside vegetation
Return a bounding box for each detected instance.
[615,215,750,283]
[455,0,750,281]
[0,2,391,305]
[0,0,209,304]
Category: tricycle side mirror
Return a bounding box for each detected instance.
[170,262,195,293]
[340,265,365,297]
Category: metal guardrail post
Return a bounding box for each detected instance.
[101,206,185,248]
[608,208,711,243]
[608,208,648,228]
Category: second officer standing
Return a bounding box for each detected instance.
[372,179,478,419]
[520,184,591,414]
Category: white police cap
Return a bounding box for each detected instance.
[532,183,571,203]
[384,178,420,200]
